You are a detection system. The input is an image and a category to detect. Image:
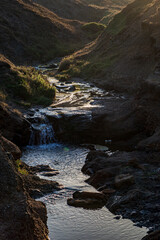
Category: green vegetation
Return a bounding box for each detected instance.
[58,53,119,79]
[1,66,56,106]
[16,159,28,175]
[82,22,106,40]
[107,12,126,35]
[82,22,106,33]
[27,37,82,63]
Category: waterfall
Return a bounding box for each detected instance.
[28,111,55,145]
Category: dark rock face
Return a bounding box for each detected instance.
[0,102,30,146]
[0,136,63,239]
[0,135,22,160]
[23,174,62,199]
[82,149,160,232]
[142,230,160,240]
[0,143,49,240]
[46,108,94,143]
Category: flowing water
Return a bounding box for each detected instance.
[22,143,147,240]
[22,75,147,240]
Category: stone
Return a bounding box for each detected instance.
[142,230,160,240]
[73,191,106,202]
[101,188,116,195]
[115,174,135,189]
[0,135,21,160]
[40,171,59,177]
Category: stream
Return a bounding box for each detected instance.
[22,70,147,240]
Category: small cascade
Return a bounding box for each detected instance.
[27,110,55,145]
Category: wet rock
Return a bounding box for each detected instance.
[142,230,160,240]
[46,108,94,143]
[114,174,135,189]
[101,188,116,195]
[40,171,59,177]
[73,191,106,202]
[23,174,63,198]
[86,167,119,188]
[67,198,105,209]
[137,129,160,151]
[107,189,151,213]
[67,191,107,209]
[30,164,56,173]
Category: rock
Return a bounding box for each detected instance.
[0,144,49,240]
[101,188,116,195]
[40,171,59,177]
[46,108,94,143]
[137,129,160,151]
[67,191,107,209]
[0,102,30,146]
[87,167,119,188]
[30,164,56,173]
[115,174,135,189]
[107,189,148,213]
[142,230,160,240]
[67,198,105,209]
[23,174,63,198]
[73,191,106,202]
[114,215,121,220]
[0,135,21,160]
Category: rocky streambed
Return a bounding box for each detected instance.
[20,64,160,240]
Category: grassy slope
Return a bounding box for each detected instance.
[33,0,106,22]
[0,54,56,106]
[0,0,86,65]
[61,0,160,92]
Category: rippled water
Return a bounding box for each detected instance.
[22,143,147,240]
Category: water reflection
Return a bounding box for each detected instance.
[22,143,147,240]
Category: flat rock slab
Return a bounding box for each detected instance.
[40,171,59,177]
[67,191,107,209]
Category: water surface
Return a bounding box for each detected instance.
[22,143,147,240]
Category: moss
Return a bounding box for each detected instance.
[16,159,28,176]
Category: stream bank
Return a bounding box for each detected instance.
[22,65,155,240]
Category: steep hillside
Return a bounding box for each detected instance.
[0,0,86,65]
[67,0,160,92]
[33,0,106,22]
[34,0,133,24]
[0,54,56,106]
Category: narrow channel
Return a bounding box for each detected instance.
[22,74,147,240]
